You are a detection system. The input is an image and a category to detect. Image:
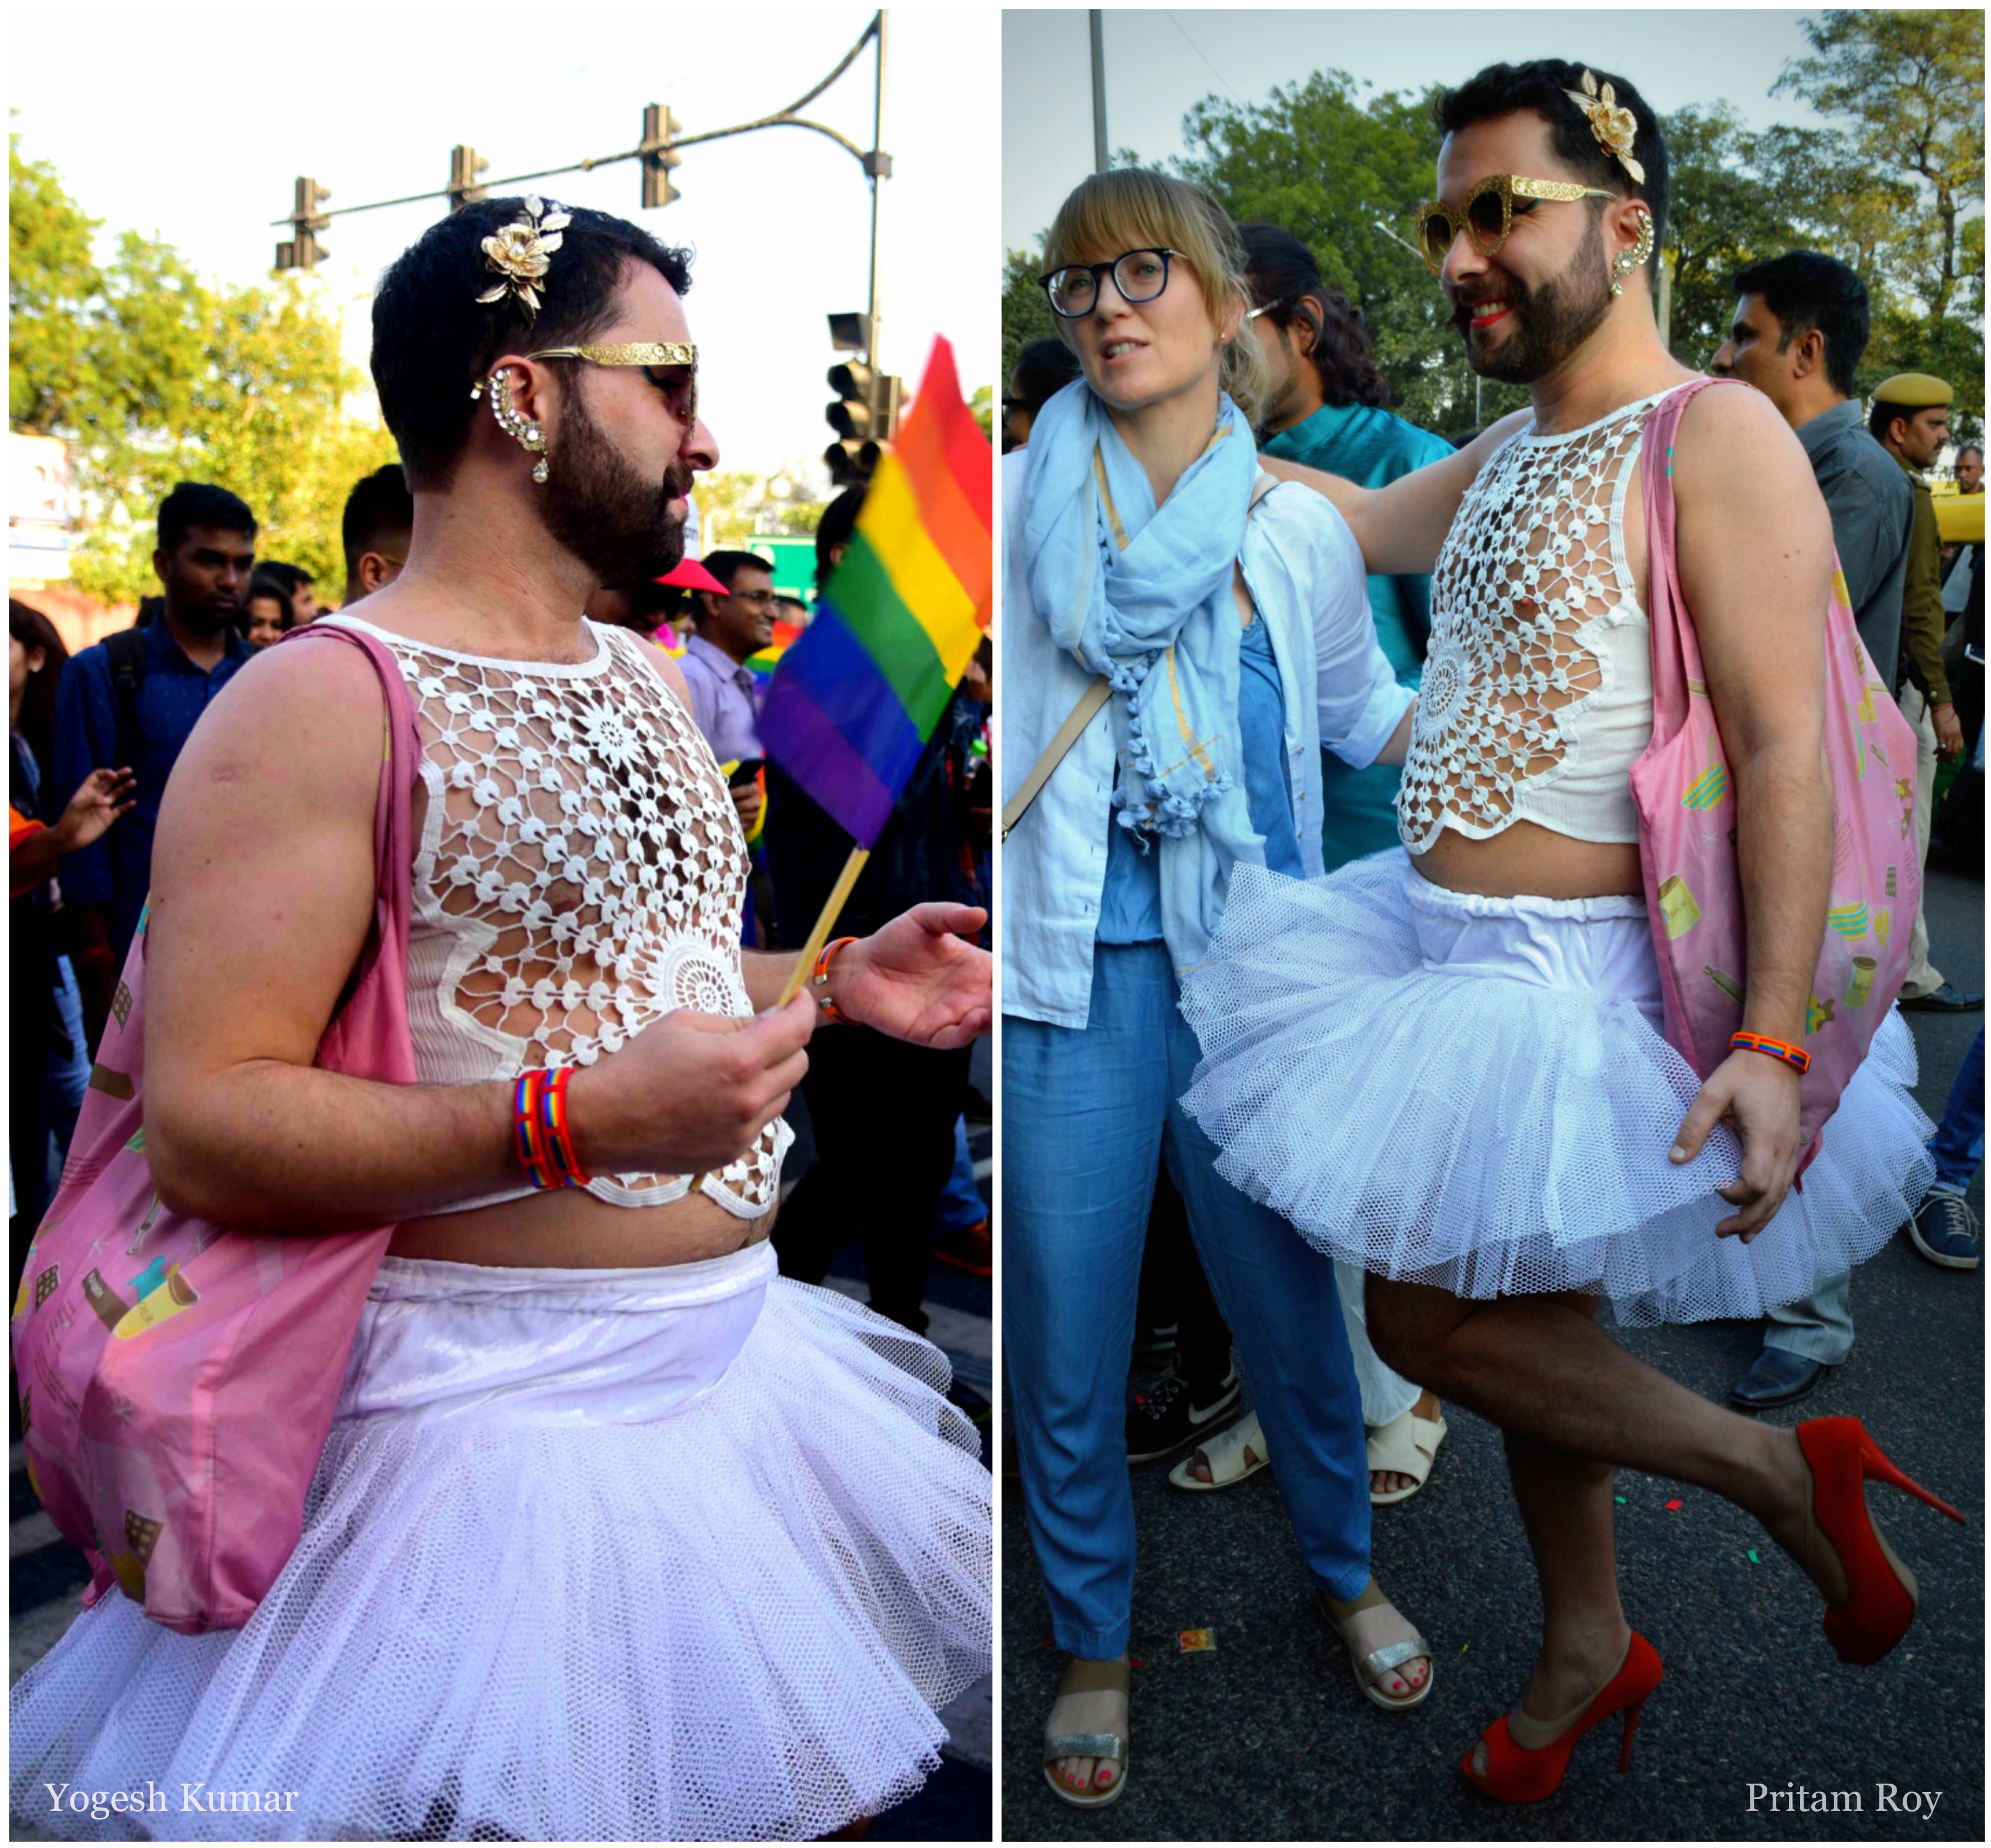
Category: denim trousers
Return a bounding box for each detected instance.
[1004,941,1371,1659]
[1928,1029,1986,1196]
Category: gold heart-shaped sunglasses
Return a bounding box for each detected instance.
[1413,175,1620,274]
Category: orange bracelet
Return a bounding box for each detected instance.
[1730,1031,1811,1076]
[811,936,858,1024]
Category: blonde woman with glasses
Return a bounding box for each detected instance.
[1001,168,1429,1811]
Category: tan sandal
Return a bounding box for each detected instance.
[1042,1655,1129,1810]
[1167,1409,1269,1492]
[1320,1581,1435,1711]
[1367,1406,1447,1505]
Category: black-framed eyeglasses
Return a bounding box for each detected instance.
[1038,248,1177,320]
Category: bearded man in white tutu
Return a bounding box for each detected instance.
[1179,59,1964,1803]
[9,199,992,1843]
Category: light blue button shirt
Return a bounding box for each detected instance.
[1001,445,1414,1030]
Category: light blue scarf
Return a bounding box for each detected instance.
[1018,377,1265,963]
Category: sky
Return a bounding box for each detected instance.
[12,2,999,483]
[1003,7,1839,252]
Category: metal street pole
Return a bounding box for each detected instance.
[867,11,888,376]
[1090,11,1109,173]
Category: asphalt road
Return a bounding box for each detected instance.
[1000,866,1984,1843]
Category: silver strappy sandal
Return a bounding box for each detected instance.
[1042,1655,1130,1809]
[1320,1581,1435,1711]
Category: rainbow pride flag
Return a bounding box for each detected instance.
[760,336,991,846]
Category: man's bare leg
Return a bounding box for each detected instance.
[1365,1277,1850,1611]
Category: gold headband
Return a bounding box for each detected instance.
[1564,70,1646,185]
[476,196,571,317]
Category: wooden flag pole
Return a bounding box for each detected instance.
[688,843,871,1190]
[775,844,873,1008]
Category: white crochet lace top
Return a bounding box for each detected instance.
[326,612,790,1219]
[1396,390,1664,852]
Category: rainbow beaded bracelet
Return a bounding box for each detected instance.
[1729,1031,1811,1076]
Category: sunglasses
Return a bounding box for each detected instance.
[1413,175,1620,273]
[525,341,699,426]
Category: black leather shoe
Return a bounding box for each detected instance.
[1728,1347,1833,1410]
[1899,982,1984,1013]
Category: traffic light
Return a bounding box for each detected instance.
[642,105,682,209]
[275,176,331,272]
[448,146,490,212]
[824,358,901,488]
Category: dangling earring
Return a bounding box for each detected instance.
[1611,210,1657,299]
[477,366,549,482]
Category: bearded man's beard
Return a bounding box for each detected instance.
[537,389,693,586]
[1458,214,1614,385]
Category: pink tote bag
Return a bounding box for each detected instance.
[11,621,420,1633]
[1630,376,1921,1174]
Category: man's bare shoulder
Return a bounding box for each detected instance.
[165,630,386,824]
[1672,379,1809,472]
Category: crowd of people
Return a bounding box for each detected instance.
[11,192,992,1843]
[1001,53,1980,1815]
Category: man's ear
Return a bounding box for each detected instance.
[152,548,170,589]
[1793,326,1827,381]
[358,552,390,594]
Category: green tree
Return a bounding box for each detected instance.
[1773,8,1984,432]
[1776,9,1984,323]
[1001,246,1058,384]
[969,384,993,441]
[9,139,397,603]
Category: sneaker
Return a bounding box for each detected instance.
[1906,1192,1981,1270]
[1125,1359,1242,1464]
[933,1219,992,1278]
[1131,1320,1179,1367]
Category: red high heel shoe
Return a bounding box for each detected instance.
[1459,1631,1662,1803]
[1796,1417,1965,1666]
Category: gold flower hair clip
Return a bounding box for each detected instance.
[1564,69,1646,186]
[476,196,572,318]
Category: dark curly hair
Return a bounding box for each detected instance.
[1238,223,1387,410]
[1434,60,1669,279]
[371,199,693,491]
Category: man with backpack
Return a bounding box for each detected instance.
[54,482,256,1048]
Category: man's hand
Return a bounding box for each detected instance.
[832,903,992,1049]
[730,777,765,836]
[51,767,137,855]
[1668,1050,1806,1240]
[569,994,815,1177]
[1934,701,1965,762]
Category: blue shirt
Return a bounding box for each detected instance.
[1001,445,1413,1030]
[1261,400,1453,870]
[1099,615,1305,940]
[54,615,251,968]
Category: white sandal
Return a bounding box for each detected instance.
[1367,1406,1447,1505]
[1167,1409,1269,1491]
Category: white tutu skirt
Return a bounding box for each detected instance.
[1179,852,1935,1326]
[9,1243,992,1842]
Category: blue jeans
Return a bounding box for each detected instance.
[933,1117,986,1233]
[1004,941,1371,1659]
[1928,1030,1985,1197]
